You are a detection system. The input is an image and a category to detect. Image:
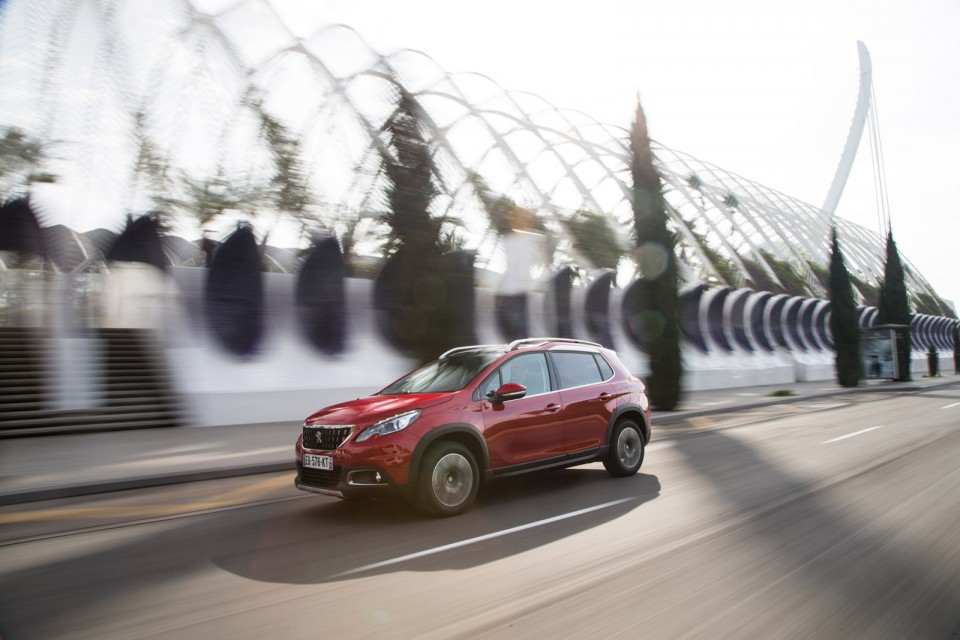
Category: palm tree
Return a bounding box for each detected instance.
[561,209,625,271]
[251,99,324,239]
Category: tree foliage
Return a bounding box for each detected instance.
[132,100,323,239]
[807,260,831,293]
[467,170,517,238]
[561,209,625,270]
[679,214,738,286]
[252,99,323,238]
[828,227,862,387]
[128,111,176,231]
[878,231,912,381]
[953,324,960,374]
[630,99,682,410]
[467,169,556,275]
[851,275,879,307]
[0,126,56,193]
[381,89,440,258]
[741,257,780,294]
[759,250,810,297]
[157,173,263,228]
[376,89,467,361]
[914,291,956,319]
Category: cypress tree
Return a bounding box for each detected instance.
[629,99,682,410]
[953,323,960,374]
[376,89,462,361]
[828,226,862,386]
[878,231,912,381]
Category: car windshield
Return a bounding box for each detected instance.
[380,349,503,394]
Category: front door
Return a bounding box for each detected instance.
[479,352,565,469]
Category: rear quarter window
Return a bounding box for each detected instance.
[594,354,615,380]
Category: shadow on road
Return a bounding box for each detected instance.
[212,467,661,583]
[673,428,960,637]
[0,466,659,636]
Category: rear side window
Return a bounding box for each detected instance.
[552,351,604,389]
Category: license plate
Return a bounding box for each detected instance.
[303,454,333,471]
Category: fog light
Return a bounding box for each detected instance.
[347,470,387,486]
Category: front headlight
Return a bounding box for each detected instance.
[355,409,421,443]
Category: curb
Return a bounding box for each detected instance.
[0,461,295,507]
[2,378,956,506]
[651,379,954,425]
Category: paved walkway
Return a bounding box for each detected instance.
[1,374,957,505]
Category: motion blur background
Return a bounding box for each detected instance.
[1,0,957,432]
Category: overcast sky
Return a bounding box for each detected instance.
[265,0,959,308]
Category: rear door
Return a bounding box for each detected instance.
[550,350,619,455]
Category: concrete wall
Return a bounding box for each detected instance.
[31,266,960,427]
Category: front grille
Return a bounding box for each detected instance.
[298,463,342,489]
[302,425,353,451]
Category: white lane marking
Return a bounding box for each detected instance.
[823,425,883,444]
[332,497,635,578]
[943,402,960,409]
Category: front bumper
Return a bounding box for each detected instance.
[295,462,402,499]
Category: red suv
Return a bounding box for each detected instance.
[295,338,650,516]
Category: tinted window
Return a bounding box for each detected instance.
[553,351,603,389]
[594,354,614,380]
[499,353,550,396]
[380,350,502,394]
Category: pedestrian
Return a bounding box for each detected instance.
[497,206,545,340]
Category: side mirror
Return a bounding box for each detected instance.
[488,382,527,403]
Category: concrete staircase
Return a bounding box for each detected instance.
[0,327,183,436]
[0,327,47,422]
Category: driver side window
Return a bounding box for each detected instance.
[499,353,550,396]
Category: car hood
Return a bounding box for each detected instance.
[304,392,454,426]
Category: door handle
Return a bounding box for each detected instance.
[598,392,611,400]
[544,403,561,413]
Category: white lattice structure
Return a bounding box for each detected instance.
[0,0,950,313]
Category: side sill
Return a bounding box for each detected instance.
[489,449,602,479]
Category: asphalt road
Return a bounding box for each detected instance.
[2,386,959,639]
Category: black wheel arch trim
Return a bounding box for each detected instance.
[607,404,650,444]
[408,423,489,489]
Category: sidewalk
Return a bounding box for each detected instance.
[1,375,957,506]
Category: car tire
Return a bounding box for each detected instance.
[603,419,645,477]
[417,442,479,517]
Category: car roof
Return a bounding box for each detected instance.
[438,338,603,360]
[506,337,603,351]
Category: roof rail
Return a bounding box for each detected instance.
[506,337,602,351]
[438,344,504,360]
